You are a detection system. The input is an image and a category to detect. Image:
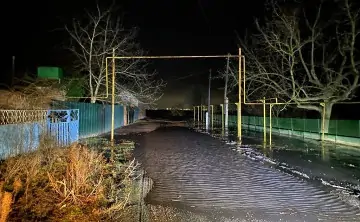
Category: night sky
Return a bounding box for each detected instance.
[3,0,265,107]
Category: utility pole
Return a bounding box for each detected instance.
[207,69,212,130]
[224,55,230,133]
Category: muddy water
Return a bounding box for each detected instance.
[133,127,360,221]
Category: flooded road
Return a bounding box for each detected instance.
[213,128,360,198]
[132,126,360,221]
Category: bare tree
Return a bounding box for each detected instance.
[219,59,288,117]
[66,4,165,105]
[229,0,360,131]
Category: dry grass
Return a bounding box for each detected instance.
[0,181,3,200]
[0,138,141,221]
[0,79,65,110]
[102,158,140,216]
[47,143,106,205]
[0,192,12,222]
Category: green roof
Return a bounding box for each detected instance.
[37,67,63,80]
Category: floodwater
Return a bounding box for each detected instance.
[131,126,360,221]
[213,127,360,197]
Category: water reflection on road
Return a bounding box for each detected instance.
[132,126,360,221]
[213,128,360,195]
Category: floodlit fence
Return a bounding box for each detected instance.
[0,121,45,159]
[0,109,79,159]
[215,115,360,137]
[214,114,360,146]
[0,109,47,125]
[47,109,80,145]
[240,116,360,138]
[193,104,360,146]
[0,102,142,159]
[52,102,141,138]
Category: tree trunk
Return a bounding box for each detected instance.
[322,103,333,134]
[224,98,229,130]
[90,97,97,103]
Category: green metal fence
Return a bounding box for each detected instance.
[53,102,140,138]
[213,114,360,138]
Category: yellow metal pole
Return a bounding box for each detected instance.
[197,106,200,122]
[211,105,214,130]
[109,55,239,59]
[270,104,273,145]
[68,55,241,99]
[238,48,242,140]
[263,97,266,143]
[110,48,116,145]
[321,103,325,141]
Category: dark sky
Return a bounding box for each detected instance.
[3,0,265,106]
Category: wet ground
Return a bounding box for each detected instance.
[210,127,360,198]
[113,121,360,221]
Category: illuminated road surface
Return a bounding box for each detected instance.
[132,127,360,221]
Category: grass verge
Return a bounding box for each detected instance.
[0,136,141,221]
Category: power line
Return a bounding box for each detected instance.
[168,72,208,82]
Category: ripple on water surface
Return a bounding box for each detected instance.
[134,127,360,221]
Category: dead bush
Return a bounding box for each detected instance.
[0,78,65,110]
[47,143,106,205]
[0,138,141,221]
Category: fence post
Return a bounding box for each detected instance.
[262,98,266,143]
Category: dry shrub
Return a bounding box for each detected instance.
[0,182,3,219]
[0,79,65,110]
[0,181,3,199]
[0,178,23,222]
[0,192,12,222]
[12,177,22,195]
[1,150,42,202]
[37,134,62,170]
[0,142,105,221]
[48,143,106,205]
[102,159,139,217]
[0,138,140,221]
